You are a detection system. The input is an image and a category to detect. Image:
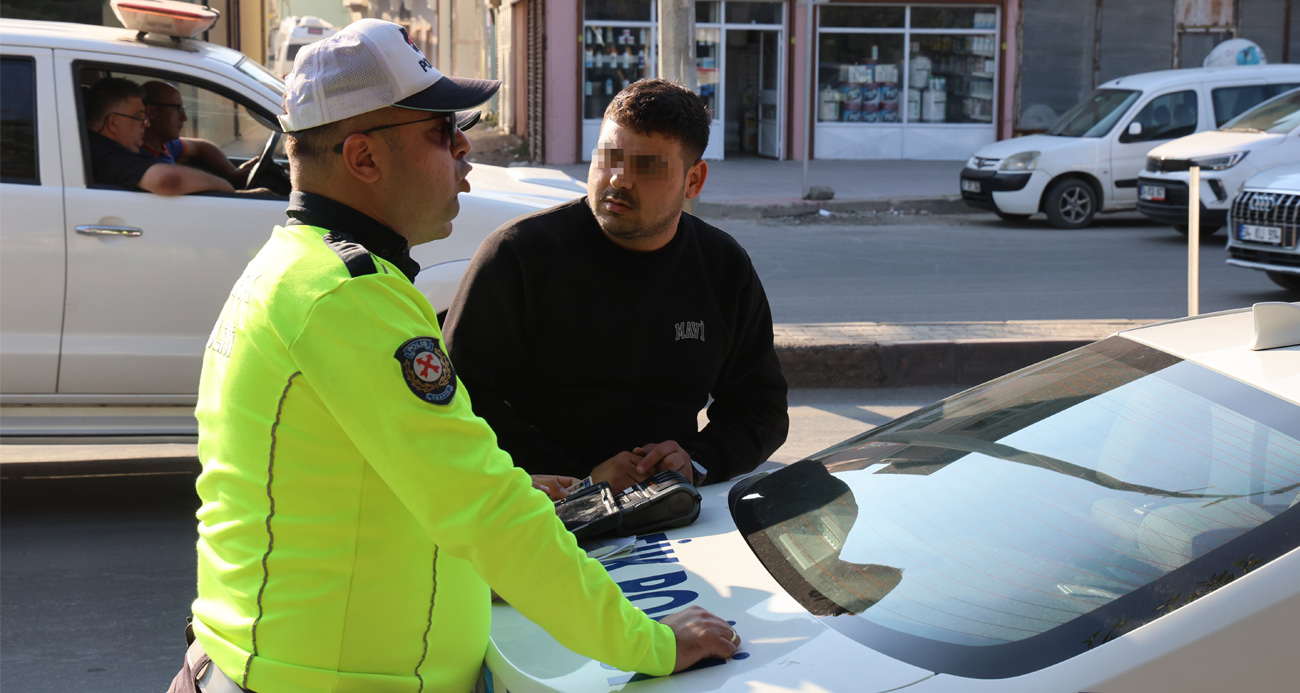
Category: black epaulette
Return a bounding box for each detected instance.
[321,231,379,278]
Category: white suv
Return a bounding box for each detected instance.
[1225,163,1300,293]
[0,14,583,438]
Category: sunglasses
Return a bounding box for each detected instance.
[332,112,456,154]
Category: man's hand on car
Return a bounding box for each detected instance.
[591,451,651,493]
[661,606,740,672]
[631,440,693,483]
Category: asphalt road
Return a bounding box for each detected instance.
[723,212,1299,324]
[0,386,957,693]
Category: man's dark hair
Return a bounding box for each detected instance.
[604,78,711,165]
[86,77,144,126]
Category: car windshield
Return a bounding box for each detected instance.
[236,57,285,98]
[731,336,1300,679]
[1221,88,1300,133]
[1046,89,1141,137]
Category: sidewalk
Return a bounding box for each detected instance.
[553,157,969,218]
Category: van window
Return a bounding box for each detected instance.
[1120,90,1197,143]
[1212,84,1300,126]
[1046,89,1140,138]
[1223,89,1300,134]
[1,57,39,184]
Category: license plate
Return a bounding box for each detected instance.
[1139,185,1165,201]
[1239,224,1283,244]
[961,179,981,193]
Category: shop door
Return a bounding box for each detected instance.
[756,30,782,159]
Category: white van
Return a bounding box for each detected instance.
[268,16,337,77]
[959,64,1300,228]
[1137,88,1300,237]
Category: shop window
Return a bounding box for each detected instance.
[911,7,998,30]
[817,34,905,123]
[726,1,782,25]
[1121,90,1197,143]
[821,6,905,29]
[696,1,721,23]
[0,57,38,184]
[910,33,997,123]
[583,25,652,119]
[584,1,652,22]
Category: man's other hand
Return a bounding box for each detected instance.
[591,452,649,493]
[530,474,580,501]
[632,440,693,482]
[661,606,740,673]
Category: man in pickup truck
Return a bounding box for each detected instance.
[140,80,253,186]
[84,77,235,195]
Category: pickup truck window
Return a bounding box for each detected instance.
[1,56,39,184]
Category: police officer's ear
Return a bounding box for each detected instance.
[339,135,383,185]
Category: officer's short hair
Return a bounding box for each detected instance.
[86,77,144,126]
[603,79,711,166]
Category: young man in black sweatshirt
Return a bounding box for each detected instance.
[444,79,788,493]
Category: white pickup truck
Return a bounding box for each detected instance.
[0,9,583,439]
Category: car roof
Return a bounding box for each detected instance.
[0,18,246,69]
[1101,63,1300,91]
[1119,304,1300,404]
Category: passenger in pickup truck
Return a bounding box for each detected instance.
[84,77,234,196]
[140,80,255,186]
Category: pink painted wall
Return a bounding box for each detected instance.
[788,1,811,161]
[545,1,580,164]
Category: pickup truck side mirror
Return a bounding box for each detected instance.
[1127,122,1143,137]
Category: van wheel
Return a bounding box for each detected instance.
[1173,224,1223,239]
[1044,178,1098,229]
[995,212,1031,222]
[1266,271,1300,292]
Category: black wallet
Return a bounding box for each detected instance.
[555,471,702,540]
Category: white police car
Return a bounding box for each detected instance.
[0,4,583,438]
[487,302,1300,692]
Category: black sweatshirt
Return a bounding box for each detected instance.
[443,197,789,484]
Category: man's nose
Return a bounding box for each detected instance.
[610,169,632,189]
[451,127,470,159]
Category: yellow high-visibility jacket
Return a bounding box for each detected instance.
[192,222,676,692]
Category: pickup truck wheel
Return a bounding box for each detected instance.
[1043,178,1097,229]
[1266,271,1300,292]
[1173,224,1223,239]
[995,212,1031,222]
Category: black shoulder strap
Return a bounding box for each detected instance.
[321,231,378,278]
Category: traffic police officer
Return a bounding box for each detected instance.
[168,18,740,693]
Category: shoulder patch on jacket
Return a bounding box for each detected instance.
[322,232,378,278]
[395,337,457,405]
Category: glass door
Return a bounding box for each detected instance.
[757,29,782,158]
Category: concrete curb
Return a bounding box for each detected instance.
[696,195,970,219]
[773,320,1155,388]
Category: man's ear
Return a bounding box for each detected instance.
[685,159,708,200]
[340,135,382,184]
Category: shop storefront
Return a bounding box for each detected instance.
[814,4,1001,159]
[581,1,787,160]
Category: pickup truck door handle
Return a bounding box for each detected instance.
[76,224,143,237]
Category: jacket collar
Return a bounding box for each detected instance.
[286,191,422,283]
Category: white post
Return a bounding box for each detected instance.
[802,0,814,198]
[1188,166,1200,317]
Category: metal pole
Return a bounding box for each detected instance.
[802,0,813,197]
[1188,166,1200,317]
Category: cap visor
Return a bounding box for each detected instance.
[395,75,501,113]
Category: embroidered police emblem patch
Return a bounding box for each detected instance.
[395,337,456,405]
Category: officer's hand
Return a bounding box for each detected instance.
[591,452,648,493]
[661,606,739,673]
[531,474,580,501]
[632,440,693,482]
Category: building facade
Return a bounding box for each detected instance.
[486,0,1298,165]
